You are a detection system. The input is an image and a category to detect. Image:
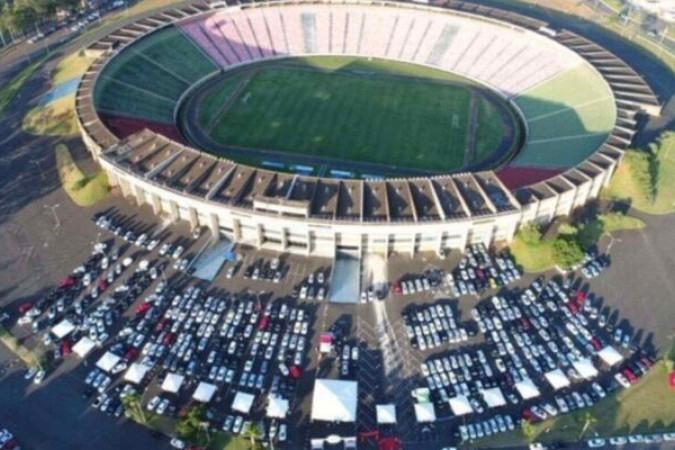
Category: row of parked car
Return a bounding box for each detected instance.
[298,270,330,301]
[417,275,650,442]
[403,301,470,351]
[447,244,522,297]
[580,253,609,279]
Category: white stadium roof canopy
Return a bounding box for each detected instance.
[598,346,624,367]
[449,395,473,416]
[311,379,358,422]
[72,337,96,358]
[232,391,255,414]
[124,362,151,384]
[573,358,599,379]
[545,368,571,390]
[376,404,397,424]
[515,378,541,400]
[96,351,121,373]
[192,382,217,403]
[414,402,436,423]
[161,373,185,394]
[51,319,76,339]
[266,395,289,418]
[480,387,507,408]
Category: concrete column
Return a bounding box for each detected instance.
[281,228,289,250]
[410,233,417,257]
[188,207,199,230]
[437,232,444,257]
[209,213,219,239]
[151,193,162,215]
[118,178,130,198]
[232,219,242,241]
[256,224,264,248]
[169,201,179,222]
[133,185,145,207]
[306,230,313,255]
[384,234,390,259]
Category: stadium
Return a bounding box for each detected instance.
[75,0,661,258]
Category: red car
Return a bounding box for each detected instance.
[18,302,33,315]
[289,365,302,379]
[97,278,108,291]
[136,302,152,315]
[393,282,402,295]
[258,315,270,331]
[590,337,602,351]
[622,368,638,384]
[162,333,176,346]
[58,276,76,289]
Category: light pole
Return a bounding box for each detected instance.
[44,203,61,229]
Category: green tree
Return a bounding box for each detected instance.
[176,405,206,441]
[519,223,542,245]
[552,235,584,269]
[578,411,598,439]
[521,419,537,442]
[121,392,147,424]
[241,422,262,450]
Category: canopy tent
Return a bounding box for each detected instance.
[319,332,334,354]
[72,337,96,358]
[124,362,151,384]
[192,382,217,403]
[96,351,121,373]
[376,404,397,424]
[480,387,506,408]
[414,402,436,423]
[232,391,255,414]
[411,387,431,403]
[545,368,571,390]
[266,395,289,418]
[515,378,541,400]
[311,379,358,422]
[161,373,185,394]
[448,395,473,416]
[598,346,624,367]
[573,358,599,379]
[51,319,75,339]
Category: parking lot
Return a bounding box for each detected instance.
[0,193,673,450]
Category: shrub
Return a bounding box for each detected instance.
[552,235,584,269]
[519,223,542,245]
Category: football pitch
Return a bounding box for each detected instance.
[191,57,511,173]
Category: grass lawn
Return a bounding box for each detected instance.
[471,356,675,448]
[55,144,110,206]
[203,57,507,172]
[0,57,47,114]
[578,213,646,247]
[207,433,255,450]
[509,233,556,273]
[473,95,505,165]
[603,133,675,214]
[197,72,250,130]
[52,51,95,85]
[23,96,79,136]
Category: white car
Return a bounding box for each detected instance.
[587,438,606,448]
[170,438,186,449]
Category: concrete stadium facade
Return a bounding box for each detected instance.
[75,0,661,258]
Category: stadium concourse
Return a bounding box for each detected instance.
[74,0,661,258]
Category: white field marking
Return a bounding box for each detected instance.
[526,96,614,123]
[527,132,608,144]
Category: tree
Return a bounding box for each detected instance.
[121,392,147,424]
[519,223,542,245]
[176,405,206,441]
[521,419,537,442]
[241,422,262,450]
[552,235,584,269]
[578,411,598,439]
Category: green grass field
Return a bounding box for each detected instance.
[199,57,509,172]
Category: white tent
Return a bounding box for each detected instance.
[412,387,431,403]
[310,379,357,422]
[51,319,75,339]
[515,378,541,400]
[573,358,599,379]
[161,373,185,394]
[72,337,96,358]
[232,391,255,414]
[376,404,397,424]
[480,387,506,408]
[598,346,624,367]
[124,362,151,384]
[414,402,436,423]
[449,395,473,416]
[96,351,121,373]
[545,368,571,390]
[192,382,217,403]
[266,395,289,418]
